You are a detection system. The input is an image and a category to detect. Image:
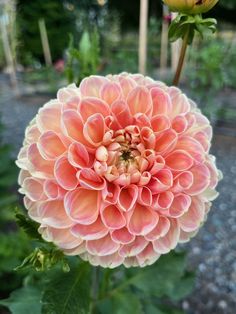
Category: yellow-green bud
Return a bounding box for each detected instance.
[163,0,218,15]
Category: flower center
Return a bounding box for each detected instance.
[121,150,133,161]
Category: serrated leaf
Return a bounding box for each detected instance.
[0,285,42,314]
[42,262,91,314]
[15,208,42,241]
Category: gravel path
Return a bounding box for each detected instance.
[0,75,235,314]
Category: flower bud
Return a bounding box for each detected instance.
[163,0,218,15]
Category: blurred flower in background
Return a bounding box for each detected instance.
[163,0,219,14]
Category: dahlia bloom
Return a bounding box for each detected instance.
[16,73,221,268]
[163,0,218,15]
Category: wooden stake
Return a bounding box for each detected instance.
[160,5,169,77]
[0,16,18,91]
[38,18,52,66]
[139,0,149,75]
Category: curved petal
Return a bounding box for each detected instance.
[118,185,138,211]
[111,227,135,244]
[155,129,177,155]
[150,87,172,116]
[79,97,110,121]
[145,216,170,241]
[68,142,94,168]
[100,82,122,105]
[83,113,105,146]
[28,143,54,179]
[165,150,194,172]
[22,177,45,201]
[179,197,205,232]
[54,156,78,190]
[185,164,210,195]
[64,188,99,225]
[138,186,152,206]
[71,216,108,240]
[86,233,120,256]
[39,200,73,228]
[127,86,152,116]
[148,169,173,194]
[175,136,205,163]
[101,204,126,229]
[80,76,109,97]
[128,204,158,236]
[43,179,66,200]
[153,219,180,254]
[77,168,106,190]
[119,236,148,257]
[38,131,66,160]
[169,194,191,218]
[36,102,61,132]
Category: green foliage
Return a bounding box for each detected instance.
[15,247,70,273]
[96,251,195,314]
[0,285,42,314]
[15,208,42,241]
[16,0,75,64]
[65,30,100,85]
[169,14,217,44]
[42,262,91,314]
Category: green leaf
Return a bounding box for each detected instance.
[15,208,42,241]
[42,262,91,314]
[167,271,195,301]
[0,285,42,314]
[98,292,143,314]
[123,252,194,300]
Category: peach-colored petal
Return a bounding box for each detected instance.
[43,179,66,200]
[80,76,109,97]
[111,100,133,128]
[28,143,54,179]
[179,197,205,232]
[54,156,78,190]
[169,194,191,218]
[83,113,105,146]
[138,186,152,206]
[153,191,174,210]
[151,114,170,134]
[153,219,180,254]
[39,200,73,228]
[185,164,210,195]
[175,136,205,163]
[137,243,160,266]
[155,129,177,155]
[127,86,152,116]
[165,150,194,172]
[101,204,126,229]
[38,131,66,160]
[68,142,94,168]
[128,204,158,235]
[79,97,110,121]
[86,233,120,256]
[71,216,108,240]
[37,102,61,133]
[119,236,148,257]
[118,185,138,211]
[151,87,172,116]
[145,216,170,241]
[172,171,194,193]
[100,82,122,105]
[22,177,45,201]
[111,227,135,244]
[64,188,99,225]
[77,168,106,190]
[148,169,173,194]
[25,124,41,144]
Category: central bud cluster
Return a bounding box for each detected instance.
[95,126,154,187]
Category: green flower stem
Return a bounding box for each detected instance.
[89,267,99,314]
[173,24,191,86]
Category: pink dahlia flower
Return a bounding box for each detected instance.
[16,73,222,268]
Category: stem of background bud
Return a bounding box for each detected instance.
[173,24,191,86]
